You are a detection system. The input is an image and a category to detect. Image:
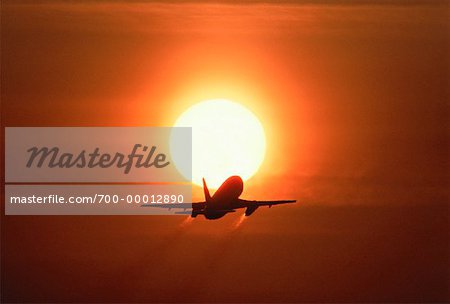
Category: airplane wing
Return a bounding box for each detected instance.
[238,199,296,207]
[236,199,296,216]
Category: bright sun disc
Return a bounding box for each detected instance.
[171,99,266,189]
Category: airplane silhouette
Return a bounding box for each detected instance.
[142,175,296,219]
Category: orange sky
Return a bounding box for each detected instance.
[1,1,448,302]
[3,0,448,205]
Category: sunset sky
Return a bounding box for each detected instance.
[2,0,448,302]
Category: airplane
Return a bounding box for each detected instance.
[142,175,296,219]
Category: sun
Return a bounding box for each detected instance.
[171,99,266,189]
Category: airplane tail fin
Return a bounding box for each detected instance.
[203,178,212,203]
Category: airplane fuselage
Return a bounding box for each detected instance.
[194,176,254,219]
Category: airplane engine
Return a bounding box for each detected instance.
[245,205,258,216]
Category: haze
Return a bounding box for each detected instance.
[1,1,448,302]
